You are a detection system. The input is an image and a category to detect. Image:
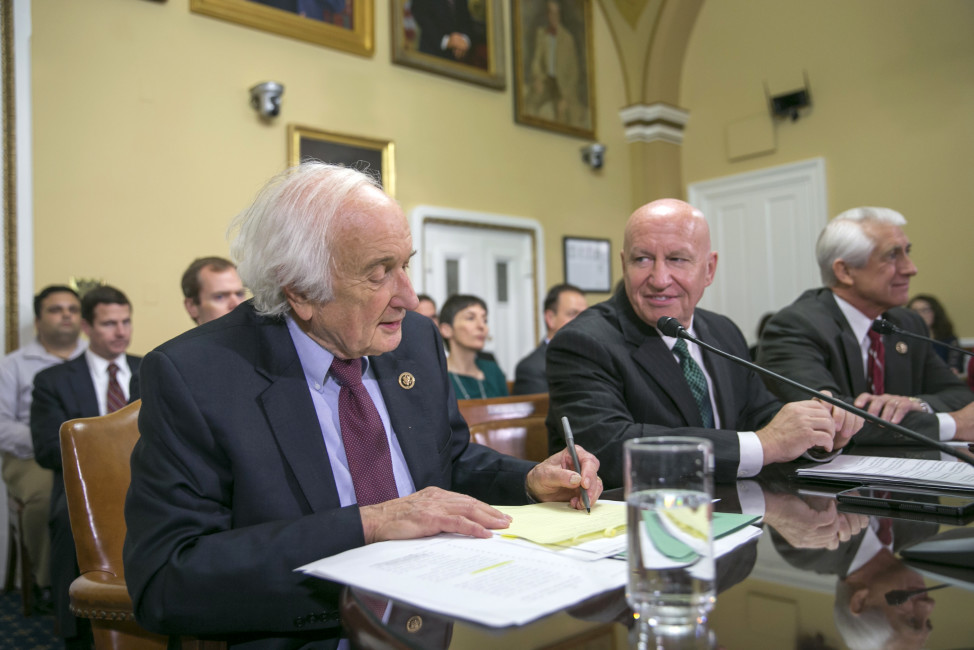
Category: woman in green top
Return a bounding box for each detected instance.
[438,294,508,399]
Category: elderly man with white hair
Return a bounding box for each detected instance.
[758,206,974,445]
[123,162,601,648]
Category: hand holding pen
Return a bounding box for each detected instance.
[562,416,592,513]
[523,418,602,511]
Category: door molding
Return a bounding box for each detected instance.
[409,206,546,345]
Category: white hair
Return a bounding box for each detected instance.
[833,579,894,650]
[227,162,382,317]
[816,207,907,287]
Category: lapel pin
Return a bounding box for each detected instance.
[895,342,908,355]
[398,372,416,390]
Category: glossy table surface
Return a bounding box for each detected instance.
[344,447,974,650]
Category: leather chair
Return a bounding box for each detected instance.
[61,402,225,649]
[468,416,550,462]
[59,400,169,649]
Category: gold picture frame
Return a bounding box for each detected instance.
[288,125,396,197]
[190,0,374,56]
[391,0,506,89]
[512,0,595,139]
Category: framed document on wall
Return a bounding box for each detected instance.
[288,125,395,196]
[563,236,611,293]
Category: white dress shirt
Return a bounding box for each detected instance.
[656,319,765,478]
[85,349,131,416]
[832,294,955,440]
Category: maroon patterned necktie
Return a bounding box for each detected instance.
[867,329,885,395]
[330,357,398,506]
[106,362,127,413]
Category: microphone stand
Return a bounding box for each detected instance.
[872,319,974,358]
[656,317,974,468]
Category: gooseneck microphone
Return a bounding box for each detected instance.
[656,316,974,468]
[871,319,974,358]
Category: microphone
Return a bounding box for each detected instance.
[871,319,974,358]
[656,316,974,467]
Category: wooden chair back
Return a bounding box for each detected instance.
[468,416,550,462]
[458,393,550,461]
[457,392,549,428]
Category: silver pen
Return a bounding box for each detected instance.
[560,416,591,514]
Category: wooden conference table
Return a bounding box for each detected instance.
[340,446,974,650]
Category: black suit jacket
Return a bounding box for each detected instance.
[123,302,536,648]
[411,0,473,60]
[546,290,781,486]
[757,288,973,445]
[512,340,547,395]
[31,352,141,637]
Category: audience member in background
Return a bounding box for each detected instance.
[439,294,508,399]
[0,285,86,614]
[908,294,964,374]
[31,285,141,650]
[181,256,246,326]
[415,293,439,325]
[512,283,586,395]
[759,207,974,446]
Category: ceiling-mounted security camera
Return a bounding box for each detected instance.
[249,81,284,120]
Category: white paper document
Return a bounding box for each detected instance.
[795,454,974,491]
[297,534,628,627]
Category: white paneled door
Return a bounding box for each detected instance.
[411,208,544,380]
[688,158,828,345]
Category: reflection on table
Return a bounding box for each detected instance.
[341,447,974,649]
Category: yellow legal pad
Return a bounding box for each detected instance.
[493,502,627,546]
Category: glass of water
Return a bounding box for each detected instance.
[625,437,715,634]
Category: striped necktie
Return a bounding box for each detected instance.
[106,362,127,413]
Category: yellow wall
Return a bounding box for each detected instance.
[31,0,974,353]
[31,0,630,354]
[680,0,974,336]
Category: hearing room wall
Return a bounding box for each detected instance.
[680,0,974,336]
[30,0,630,354]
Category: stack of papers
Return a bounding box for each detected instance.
[296,501,763,627]
[796,455,974,491]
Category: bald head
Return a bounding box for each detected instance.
[621,198,717,328]
[624,199,710,252]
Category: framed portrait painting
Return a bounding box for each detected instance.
[288,125,396,196]
[513,0,595,139]
[391,0,506,89]
[190,0,373,56]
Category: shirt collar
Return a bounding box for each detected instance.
[84,348,127,374]
[655,315,696,351]
[832,292,878,347]
[23,338,87,361]
[285,316,372,389]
